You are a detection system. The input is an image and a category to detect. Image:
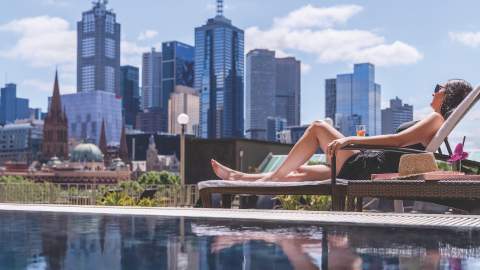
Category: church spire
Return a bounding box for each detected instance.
[50,69,62,116]
[118,124,129,162]
[99,119,107,156]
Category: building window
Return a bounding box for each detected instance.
[105,38,115,59]
[82,37,95,58]
[105,66,115,93]
[83,13,95,33]
[82,65,95,92]
[105,14,115,34]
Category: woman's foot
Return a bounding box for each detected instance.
[211,159,244,180]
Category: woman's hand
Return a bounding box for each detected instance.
[327,137,353,157]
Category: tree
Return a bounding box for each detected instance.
[137,171,180,187]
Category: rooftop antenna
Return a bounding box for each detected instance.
[216,0,223,16]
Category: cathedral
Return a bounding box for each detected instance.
[42,71,69,161]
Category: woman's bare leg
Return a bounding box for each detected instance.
[262,120,358,181]
[212,159,332,182]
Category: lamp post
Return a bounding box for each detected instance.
[177,113,189,186]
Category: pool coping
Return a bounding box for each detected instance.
[2,203,480,230]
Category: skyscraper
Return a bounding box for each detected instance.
[120,65,140,128]
[245,49,276,140]
[77,0,121,94]
[160,41,195,133]
[276,57,301,127]
[168,86,199,136]
[382,97,413,134]
[195,0,245,139]
[325,78,336,124]
[162,41,194,107]
[245,49,301,141]
[266,116,287,142]
[142,48,162,109]
[335,63,381,136]
[0,83,30,124]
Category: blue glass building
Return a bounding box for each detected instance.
[194,9,244,139]
[335,63,381,136]
[120,65,140,128]
[161,41,194,133]
[325,78,336,125]
[60,91,123,144]
[0,83,30,125]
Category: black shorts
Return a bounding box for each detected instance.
[337,150,403,180]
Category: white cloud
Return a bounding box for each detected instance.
[273,4,363,29]
[0,16,76,68]
[301,63,311,74]
[137,30,158,41]
[449,31,480,48]
[246,5,422,68]
[121,40,149,67]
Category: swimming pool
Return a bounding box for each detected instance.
[1,206,480,269]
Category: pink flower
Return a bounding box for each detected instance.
[448,143,469,163]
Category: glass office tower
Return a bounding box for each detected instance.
[161,41,194,133]
[194,11,244,139]
[120,65,140,128]
[325,78,336,125]
[77,0,121,95]
[335,63,381,136]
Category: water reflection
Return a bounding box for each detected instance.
[0,211,480,269]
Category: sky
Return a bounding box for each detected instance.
[1,0,480,148]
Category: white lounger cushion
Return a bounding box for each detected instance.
[198,179,345,190]
[426,85,480,152]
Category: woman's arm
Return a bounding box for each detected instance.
[327,112,444,156]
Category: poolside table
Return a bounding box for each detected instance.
[346,179,480,213]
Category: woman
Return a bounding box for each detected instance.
[212,79,473,182]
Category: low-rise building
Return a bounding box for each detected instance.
[0,120,43,165]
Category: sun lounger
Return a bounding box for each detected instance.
[199,85,480,210]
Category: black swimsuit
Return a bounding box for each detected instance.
[337,121,425,180]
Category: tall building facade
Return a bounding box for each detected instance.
[42,72,68,160]
[168,86,199,135]
[120,65,140,128]
[335,63,381,136]
[0,83,30,125]
[77,0,121,94]
[61,91,122,145]
[275,57,301,127]
[325,78,336,124]
[162,41,194,107]
[245,49,301,141]
[142,48,162,109]
[245,49,276,140]
[381,97,413,134]
[136,108,164,134]
[266,117,287,142]
[195,4,244,139]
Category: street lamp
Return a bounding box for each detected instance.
[177,113,189,186]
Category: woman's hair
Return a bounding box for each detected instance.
[440,79,473,119]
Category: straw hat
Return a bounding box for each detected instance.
[397,153,438,178]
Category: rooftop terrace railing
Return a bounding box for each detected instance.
[0,183,199,207]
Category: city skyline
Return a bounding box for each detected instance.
[2,0,480,146]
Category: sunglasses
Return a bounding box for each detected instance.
[434,84,445,94]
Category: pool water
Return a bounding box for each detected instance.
[1,210,480,270]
